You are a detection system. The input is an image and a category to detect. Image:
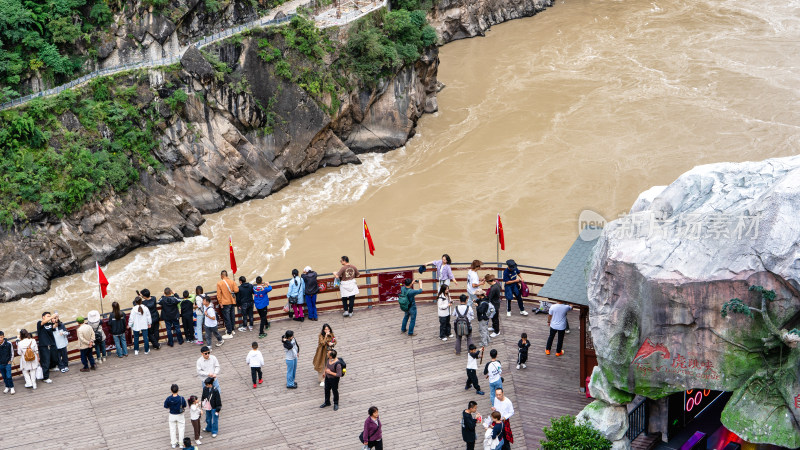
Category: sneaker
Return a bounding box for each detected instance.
[522,364,527,369]
[32,385,36,390]
[248,326,254,331]
[212,434,217,438]
[145,350,150,354]
[253,383,257,388]
[64,367,70,371]
[520,311,528,316]
[489,332,498,338]
[172,444,178,448]
[9,388,14,394]
[60,368,67,372]
[103,356,107,362]
[222,334,233,340]
[80,368,90,372]
[506,311,511,317]
[449,334,454,338]
[488,327,494,331]
[556,351,565,356]
[441,337,448,341]
[2,387,7,393]
[348,312,353,318]
[44,379,53,383]
[476,390,485,395]
[258,379,263,384]
[231,330,236,335]
[320,381,325,386]
[343,311,349,317]
[259,333,267,338]
[215,341,224,347]
[135,350,139,355]
[238,327,247,332]
[24,384,31,388]
[565,330,571,334]
[97,359,102,364]
[516,364,520,370]
[196,440,202,445]
[545,349,551,355]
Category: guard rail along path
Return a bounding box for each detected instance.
[0,0,388,111]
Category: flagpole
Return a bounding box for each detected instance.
[496,213,500,264]
[97,262,104,315]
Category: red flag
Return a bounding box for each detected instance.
[496,214,505,251]
[96,262,109,298]
[229,237,238,274]
[363,218,375,256]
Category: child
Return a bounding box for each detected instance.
[246,341,265,388]
[517,333,530,370]
[465,344,484,395]
[182,437,197,450]
[188,395,202,445]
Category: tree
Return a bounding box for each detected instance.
[722,285,800,348]
[540,415,612,450]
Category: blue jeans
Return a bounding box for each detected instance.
[493,438,505,450]
[56,347,69,369]
[0,363,13,388]
[94,340,107,360]
[80,348,96,369]
[401,305,417,334]
[286,358,297,387]
[305,294,318,319]
[489,380,503,406]
[204,410,219,434]
[113,334,128,356]
[133,330,150,353]
[165,319,183,346]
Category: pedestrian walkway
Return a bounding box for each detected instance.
[0,302,588,448]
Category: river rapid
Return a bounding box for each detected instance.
[2,0,799,332]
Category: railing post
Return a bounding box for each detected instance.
[366,269,373,309]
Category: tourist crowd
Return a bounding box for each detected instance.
[0,255,574,450]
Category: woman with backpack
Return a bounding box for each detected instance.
[87,310,107,363]
[17,329,39,389]
[452,294,474,356]
[437,284,453,341]
[286,269,306,322]
[109,302,128,358]
[313,324,336,386]
[128,297,152,355]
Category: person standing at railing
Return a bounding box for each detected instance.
[139,289,162,350]
[129,297,152,355]
[160,288,184,347]
[76,317,98,373]
[287,269,306,322]
[108,302,128,358]
[484,275,502,338]
[400,278,423,336]
[336,256,360,318]
[236,276,255,332]
[36,312,57,384]
[88,310,108,363]
[201,296,224,348]
[0,331,14,394]
[437,284,453,341]
[475,289,492,347]
[302,266,320,321]
[428,254,458,288]
[216,271,239,339]
[502,260,528,317]
[466,260,484,308]
[52,313,70,371]
[194,286,208,345]
[253,277,272,338]
[180,291,195,344]
[17,329,39,389]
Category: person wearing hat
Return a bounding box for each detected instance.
[484,274,502,338]
[87,310,107,363]
[474,289,493,347]
[502,260,528,317]
[76,316,97,372]
[0,331,15,394]
[302,266,320,321]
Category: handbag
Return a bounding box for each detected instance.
[520,281,530,297]
[283,303,291,313]
[35,366,43,380]
[202,398,212,411]
[288,295,298,305]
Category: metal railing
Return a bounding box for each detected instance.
[0,0,387,111]
[0,261,552,378]
[627,397,648,442]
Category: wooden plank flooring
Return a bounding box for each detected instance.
[0,302,589,449]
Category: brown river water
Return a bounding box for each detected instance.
[2,0,799,332]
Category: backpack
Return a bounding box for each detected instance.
[398,287,410,312]
[337,357,347,377]
[94,328,103,344]
[454,306,471,337]
[23,344,36,362]
[487,302,496,319]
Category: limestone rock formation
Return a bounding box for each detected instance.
[429,0,554,42]
[586,155,800,447]
[576,400,630,449]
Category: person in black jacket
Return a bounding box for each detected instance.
[137,289,161,350]
[179,291,195,344]
[462,401,479,450]
[36,311,58,383]
[159,288,183,347]
[484,275,502,338]
[0,331,14,394]
[108,302,128,357]
[302,267,320,321]
[236,277,254,332]
[201,377,222,437]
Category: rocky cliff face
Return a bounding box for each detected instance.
[0,31,439,302]
[586,155,800,447]
[429,0,553,42]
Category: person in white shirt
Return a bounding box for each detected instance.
[546,301,574,356]
[465,345,484,395]
[246,341,265,388]
[491,388,515,449]
[128,298,152,355]
[201,296,224,347]
[437,285,453,341]
[483,349,502,406]
[197,346,220,391]
[466,260,484,308]
[452,294,474,355]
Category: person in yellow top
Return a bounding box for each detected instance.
[216,270,239,339]
[76,316,97,372]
